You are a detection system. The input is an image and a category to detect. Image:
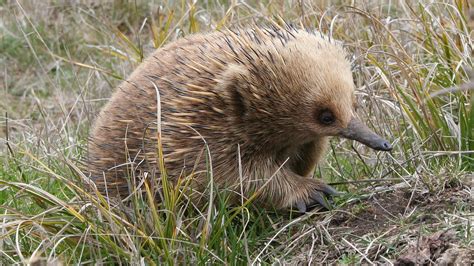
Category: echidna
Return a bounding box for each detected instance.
[87,25,392,212]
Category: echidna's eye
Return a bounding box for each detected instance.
[319,110,335,125]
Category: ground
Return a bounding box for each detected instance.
[265,177,472,264]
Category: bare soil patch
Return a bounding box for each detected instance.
[290,185,472,264]
[330,185,471,237]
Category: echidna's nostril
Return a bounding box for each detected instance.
[382,141,392,151]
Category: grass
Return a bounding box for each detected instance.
[1,0,473,264]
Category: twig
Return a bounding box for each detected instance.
[427,81,474,99]
[4,113,26,181]
[328,178,403,186]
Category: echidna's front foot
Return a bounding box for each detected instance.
[294,183,342,213]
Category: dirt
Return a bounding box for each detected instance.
[329,190,410,237]
[395,230,473,265]
[298,184,473,264]
[330,185,471,238]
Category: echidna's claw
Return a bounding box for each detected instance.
[296,200,307,213]
[321,184,343,196]
[293,183,342,213]
[309,190,331,210]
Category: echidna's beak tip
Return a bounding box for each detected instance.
[340,117,393,151]
[379,140,393,151]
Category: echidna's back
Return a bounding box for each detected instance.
[86,33,224,197]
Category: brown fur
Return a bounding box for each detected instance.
[87,26,356,209]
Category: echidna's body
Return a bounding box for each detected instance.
[88,26,392,211]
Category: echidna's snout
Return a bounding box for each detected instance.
[340,117,392,151]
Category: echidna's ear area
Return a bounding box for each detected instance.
[217,64,251,119]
